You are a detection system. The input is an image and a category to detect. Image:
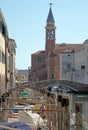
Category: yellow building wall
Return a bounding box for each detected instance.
[0,33,6,95]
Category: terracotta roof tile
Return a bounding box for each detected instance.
[55,43,85,52]
[32,50,45,55]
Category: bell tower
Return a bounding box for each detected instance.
[45,3,56,59]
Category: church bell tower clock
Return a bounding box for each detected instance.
[47,30,54,39]
[45,3,56,59]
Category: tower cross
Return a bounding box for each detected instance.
[50,3,53,7]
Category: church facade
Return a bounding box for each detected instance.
[31,6,88,84]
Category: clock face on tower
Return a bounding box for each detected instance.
[47,30,54,39]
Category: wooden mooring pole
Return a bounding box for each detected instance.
[57,95,62,130]
[75,102,82,130]
[62,98,70,130]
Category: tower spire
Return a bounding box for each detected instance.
[46,3,55,23]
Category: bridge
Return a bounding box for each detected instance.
[16,79,88,94]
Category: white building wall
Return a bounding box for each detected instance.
[84,40,88,84]
[74,48,85,83]
[75,49,85,71]
[60,46,88,84]
[60,52,74,81]
[60,41,88,84]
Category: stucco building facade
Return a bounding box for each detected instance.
[8,39,16,90]
[0,9,17,96]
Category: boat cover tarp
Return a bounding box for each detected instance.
[0,122,32,130]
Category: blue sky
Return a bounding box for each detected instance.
[1,0,88,69]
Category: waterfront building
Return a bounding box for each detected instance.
[0,9,8,95]
[8,39,17,90]
[0,9,17,96]
[16,69,28,83]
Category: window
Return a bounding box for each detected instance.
[51,74,54,79]
[0,21,6,37]
[2,24,6,37]
[68,54,70,56]
[38,56,42,63]
[2,52,5,64]
[81,65,85,69]
[0,49,1,62]
[67,63,70,69]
